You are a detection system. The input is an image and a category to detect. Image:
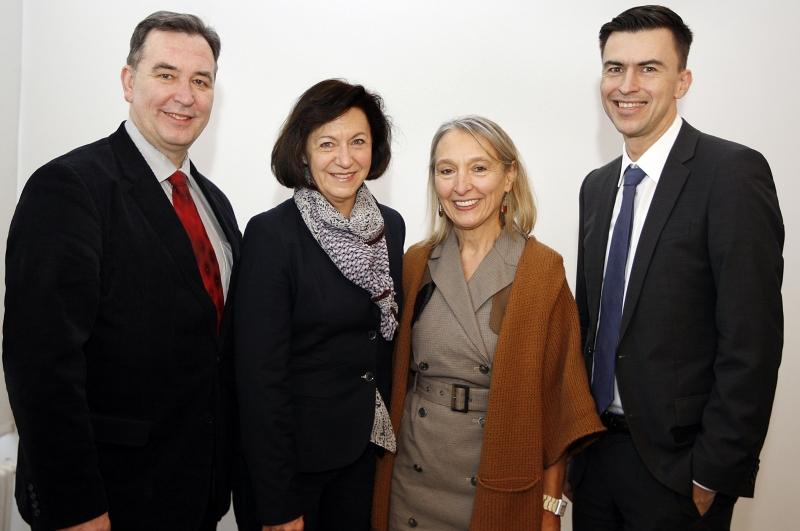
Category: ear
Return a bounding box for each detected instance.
[121,65,135,103]
[675,68,692,100]
[504,160,518,192]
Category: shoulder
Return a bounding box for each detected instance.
[512,238,569,296]
[404,241,433,264]
[378,203,405,232]
[244,198,301,243]
[583,156,621,186]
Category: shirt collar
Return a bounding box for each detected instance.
[124,119,192,183]
[618,114,683,186]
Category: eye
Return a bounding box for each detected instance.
[352,138,367,146]
[157,73,174,80]
[436,167,455,177]
[192,78,211,87]
[319,141,335,150]
[641,66,657,73]
[472,165,488,174]
[605,66,623,75]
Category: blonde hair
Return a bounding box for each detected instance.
[426,115,536,246]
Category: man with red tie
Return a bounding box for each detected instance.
[3,11,240,531]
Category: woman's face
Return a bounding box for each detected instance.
[433,129,515,238]
[304,107,372,217]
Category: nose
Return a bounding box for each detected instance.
[453,170,472,195]
[173,81,195,106]
[335,144,353,167]
[619,70,639,94]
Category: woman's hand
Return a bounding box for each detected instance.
[263,515,304,531]
[541,511,561,531]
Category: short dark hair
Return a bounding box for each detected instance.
[599,5,693,69]
[271,79,393,189]
[127,11,221,69]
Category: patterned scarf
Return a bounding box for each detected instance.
[294,184,398,339]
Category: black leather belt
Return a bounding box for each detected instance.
[600,411,629,432]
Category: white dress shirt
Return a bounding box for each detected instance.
[124,120,233,299]
[601,114,683,414]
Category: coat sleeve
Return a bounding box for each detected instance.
[692,146,783,494]
[2,161,108,527]
[234,213,303,525]
[541,278,604,467]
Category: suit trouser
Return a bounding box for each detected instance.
[572,430,736,531]
[235,443,376,531]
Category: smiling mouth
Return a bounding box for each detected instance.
[330,172,356,181]
[615,101,647,109]
[163,111,192,121]
[453,199,479,208]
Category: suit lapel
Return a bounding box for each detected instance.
[619,122,699,339]
[109,125,217,322]
[191,163,240,262]
[585,160,622,328]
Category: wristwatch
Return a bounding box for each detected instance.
[543,494,568,516]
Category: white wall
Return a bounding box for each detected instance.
[0,0,23,436]
[4,1,799,529]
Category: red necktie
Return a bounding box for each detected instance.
[168,170,224,331]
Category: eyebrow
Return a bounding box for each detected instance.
[151,62,213,81]
[603,59,666,68]
[436,156,494,166]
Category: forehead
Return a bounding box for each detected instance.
[436,129,498,160]
[312,107,370,137]
[139,29,215,68]
[602,28,680,65]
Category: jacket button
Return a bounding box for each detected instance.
[479,364,490,374]
[367,330,378,340]
[418,407,427,417]
[408,517,418,527]
[361,372,375,382]
[27,483,34,492]
[470,476,478,486]
[413,464,423,472]
[418,361,429,371]
[33,509,41,517]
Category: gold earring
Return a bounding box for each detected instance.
[438,202,444,217]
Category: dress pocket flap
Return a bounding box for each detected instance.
[477,475,540,492]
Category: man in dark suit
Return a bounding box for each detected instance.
[572,5,783,531]
[3,11,240,531]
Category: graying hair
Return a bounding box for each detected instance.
[127,11,221,69]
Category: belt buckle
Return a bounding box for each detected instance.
[451,384,470,413]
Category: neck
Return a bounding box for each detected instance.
[624,109,677,161]
[454,221,503,280]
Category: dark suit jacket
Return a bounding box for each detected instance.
[574,120,783,498]
[2,123,241,530]
[233,198,404,526]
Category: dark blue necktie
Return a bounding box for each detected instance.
[592,164,647,413]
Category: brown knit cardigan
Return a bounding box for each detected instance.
[371,237,604,531]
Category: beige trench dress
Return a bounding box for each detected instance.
[389,230,525,530]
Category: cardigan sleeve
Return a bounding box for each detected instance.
[541,279,605,467]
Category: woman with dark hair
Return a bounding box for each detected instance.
[234,79,404,531]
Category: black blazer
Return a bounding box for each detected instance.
[574,120,784,498]
[233,198,404,526]
[2,124,241,530]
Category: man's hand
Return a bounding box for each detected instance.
[263,515,304,531]
[59,513,111,531]
[692,483,716,516]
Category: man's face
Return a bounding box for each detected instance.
[122,30,215,166]
[601,28,692,156]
